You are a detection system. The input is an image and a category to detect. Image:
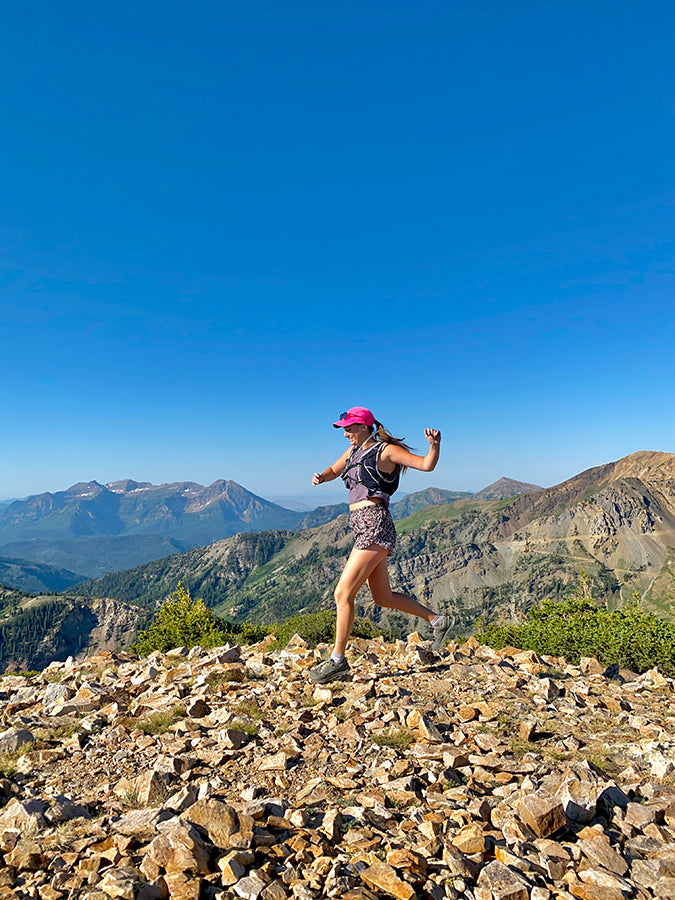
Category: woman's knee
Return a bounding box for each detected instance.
[334,583,353,609]
[371,590,393,609]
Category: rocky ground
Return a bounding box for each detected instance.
[0,633,674,900]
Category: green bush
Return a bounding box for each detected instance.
[476,595,675,676]
[269,609,393,648]
[131,583,269,656]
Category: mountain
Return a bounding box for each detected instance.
[0,479,482,576]
[295,488,475,529]
[296,503,350,528]
[0,556,84,593]
[76,451,675,636]
[473,477,543,500]
[0,479,304,544]
[0,479,306,576]
[0,587,145,673]
[0,535,190,580]
[390,487,472,519]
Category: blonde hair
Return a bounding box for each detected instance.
[369,419,413,474]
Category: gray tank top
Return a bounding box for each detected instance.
[343,443,396,506]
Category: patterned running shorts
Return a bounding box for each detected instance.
[349,504,397,554]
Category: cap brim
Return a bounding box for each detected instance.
[333,416,360,428]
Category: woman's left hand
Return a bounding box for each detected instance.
[424,428,441,446]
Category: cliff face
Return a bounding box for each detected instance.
[0,595,145,674]
[388,452,675,627]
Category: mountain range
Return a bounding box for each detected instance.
[74,451,675,640]
[1,452,673,672]
[0,477,539,582]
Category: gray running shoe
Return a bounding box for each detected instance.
[308,657,351,684]
[431,617,455,652]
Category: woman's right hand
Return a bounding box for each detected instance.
[312,472,323,486]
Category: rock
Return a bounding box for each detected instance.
[578,835,628,876]
[519,793,566,837]
[186,697,210,717]
[624,801,660,829]
[0,727,34,753]
[182,798,238,848]
[233,873,268,899]
[475,860,529,900]
[259,750,296,771]
[163,872,202,900]
[1,636,674,900]
[98,866,139,899]
[0,798,48,834]
[7,837,44,869]
[556,765,601,824]
[452,822,487,855]
[534,677,561,701]
[142,818,210,876]
[361,862,416,900]
[519,720,536,741]
[45,794,91,823]
[135,770,166,805]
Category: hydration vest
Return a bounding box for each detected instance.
[341,443,400,497]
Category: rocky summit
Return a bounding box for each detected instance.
[0,635,674,900]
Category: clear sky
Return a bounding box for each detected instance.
[2,1,674,503]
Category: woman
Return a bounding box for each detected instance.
[309,406,453,683]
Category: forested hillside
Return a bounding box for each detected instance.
[0,584,146,673]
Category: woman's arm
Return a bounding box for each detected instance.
[312,449,350,485]
[379,428,441,473]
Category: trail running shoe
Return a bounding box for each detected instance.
[431,617,455,652]
[308,657,351,684]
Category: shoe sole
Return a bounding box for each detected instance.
[309,669,351,684]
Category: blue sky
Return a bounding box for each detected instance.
[2,1,674,503]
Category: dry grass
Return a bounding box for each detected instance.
[372,727,415,751]
[136,706,187,736]
[234,699,264,720]
[41,818,97,852]
[0,744,35,777]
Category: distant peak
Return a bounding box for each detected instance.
[474,477,543,501]
[65,481,106,496]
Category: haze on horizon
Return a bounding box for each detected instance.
[2,2,674,502]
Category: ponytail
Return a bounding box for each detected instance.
[368,419,413,474]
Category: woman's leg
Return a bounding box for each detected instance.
[333,545,388,655]
[367,558,436,620]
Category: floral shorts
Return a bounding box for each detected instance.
[349,504,397,554]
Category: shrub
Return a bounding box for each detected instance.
[269,609,393,648]
[130,583,269,656]
[476,595,675,676]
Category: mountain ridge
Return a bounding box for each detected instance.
[74,450,675,638]
[0,479,532,580]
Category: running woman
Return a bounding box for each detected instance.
[308,406,453,683]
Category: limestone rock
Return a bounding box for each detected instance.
[0,727,34,753]
[476,860,529,900]
[361,862,416,900]
[182,798,238,848]
[519,793,566,837]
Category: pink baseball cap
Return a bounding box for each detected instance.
[333,406,375,428]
